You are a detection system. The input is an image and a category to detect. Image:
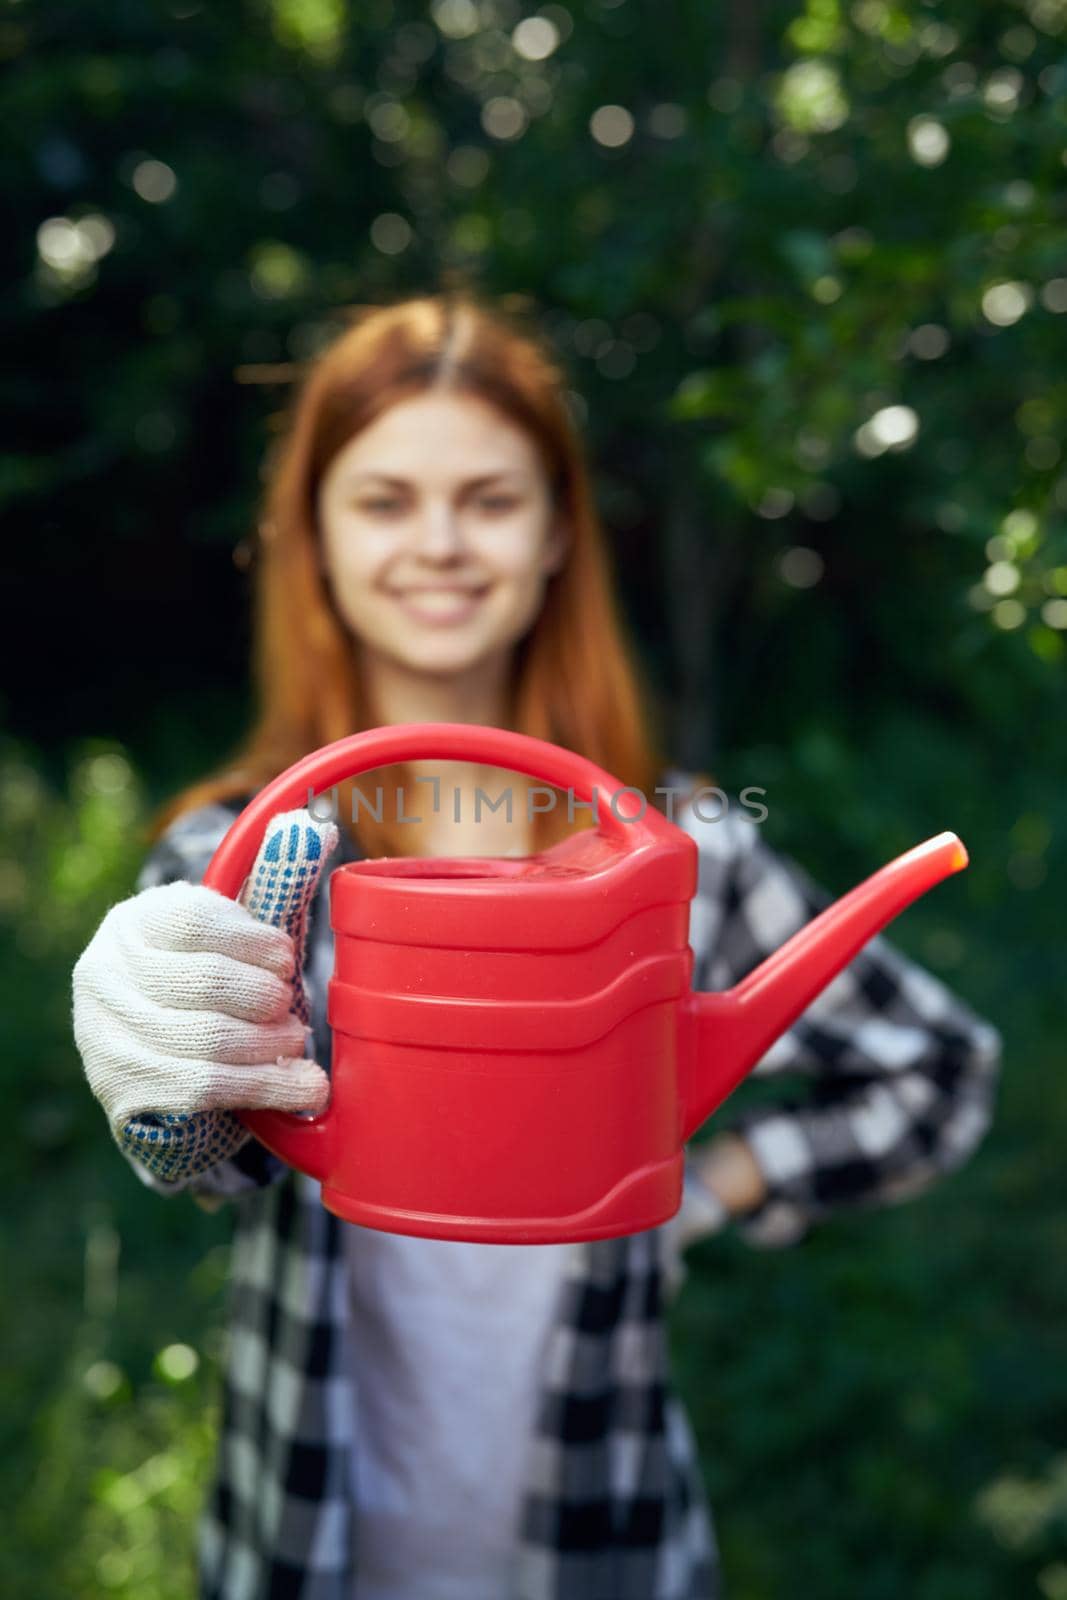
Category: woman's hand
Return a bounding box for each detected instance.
[662,1136,765,1296]
[690,1132,768,1218]
[72,879,331,1142]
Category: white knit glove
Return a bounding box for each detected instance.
[72,809,338,1184]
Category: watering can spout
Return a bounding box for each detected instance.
[680,832,969,1142]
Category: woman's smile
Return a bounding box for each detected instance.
[386,583,492,626]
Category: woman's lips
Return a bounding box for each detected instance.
[387,586,491,626]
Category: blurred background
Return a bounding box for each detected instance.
[3,1,1066,1595]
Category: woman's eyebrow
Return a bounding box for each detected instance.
[345,468,528,491]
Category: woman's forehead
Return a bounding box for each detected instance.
[328,391,542,485]
[343,393,534,464]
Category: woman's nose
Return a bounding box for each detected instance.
[412,502,465,560]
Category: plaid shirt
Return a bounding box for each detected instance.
[124,774,1001,1600]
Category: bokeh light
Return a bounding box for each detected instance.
[589,104,634,148]
[131,158,178,203]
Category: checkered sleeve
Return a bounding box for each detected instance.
[680,804,1002,1249]
[124,800,290,1207]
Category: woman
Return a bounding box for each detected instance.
[72,294,1002,1600]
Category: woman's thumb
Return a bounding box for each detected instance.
[241,1058,332,1115]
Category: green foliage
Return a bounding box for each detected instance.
[4,1,1066,1595]
[6,0,1067,763]
[0,741,230,1599]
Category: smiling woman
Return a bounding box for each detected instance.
[72,291,1001,1600]
[317,392,567,706]
[148,294,666,863]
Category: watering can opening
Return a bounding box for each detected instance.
[352,858,532,880]
[343,826,640,888]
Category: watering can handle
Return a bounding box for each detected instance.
[202,722,647,900]
[200,724,650,1180]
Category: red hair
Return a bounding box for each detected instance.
[147,293,676,857]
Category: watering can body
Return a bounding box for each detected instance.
[201,724,968,1244]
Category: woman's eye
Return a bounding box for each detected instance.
[354,491,520,516]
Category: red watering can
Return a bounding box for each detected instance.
[202,724,968,1244]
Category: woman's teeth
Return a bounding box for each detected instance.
[391,587,489,623]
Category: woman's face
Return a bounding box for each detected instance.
[316,391,567,681]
